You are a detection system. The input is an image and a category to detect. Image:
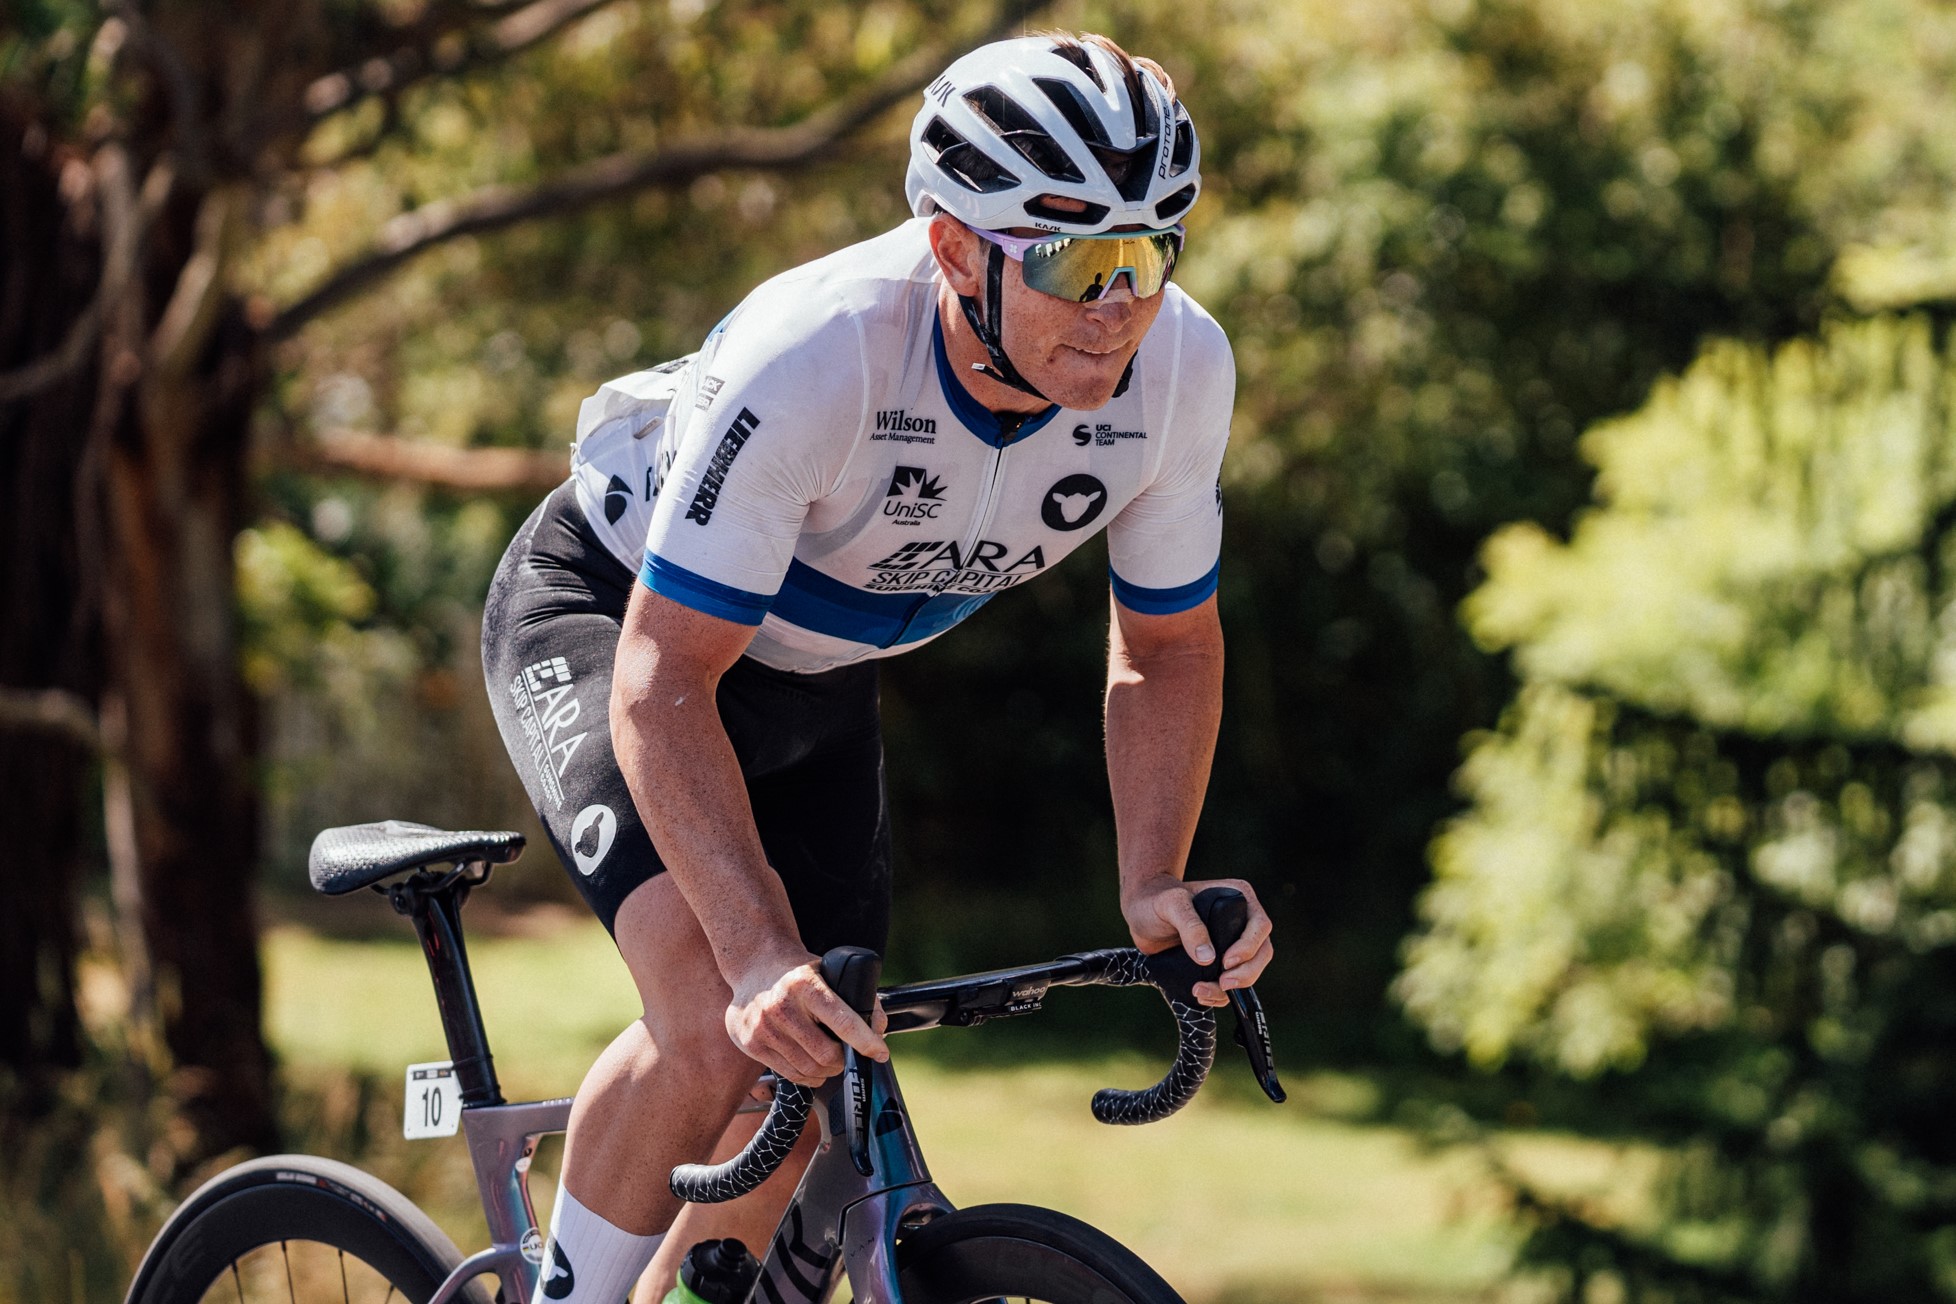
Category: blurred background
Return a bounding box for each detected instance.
[8,0,1956,1299]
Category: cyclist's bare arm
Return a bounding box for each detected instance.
[1104,590,1274,1004]
[611,585,887,1083]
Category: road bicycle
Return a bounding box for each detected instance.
[126,820,1285,1303]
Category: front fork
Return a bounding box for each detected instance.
[755,1060,955,1304]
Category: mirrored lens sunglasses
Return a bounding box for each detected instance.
[971,225,1185,303]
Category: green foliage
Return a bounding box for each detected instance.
[1402,317,1956,1300]
[236,0,1956,1057]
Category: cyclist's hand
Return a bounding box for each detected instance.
[1121,876,1275,1008]
[725,949,890,1086]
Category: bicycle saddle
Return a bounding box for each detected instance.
[308,820,526,895]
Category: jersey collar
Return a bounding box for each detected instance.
[932,315,1061,449]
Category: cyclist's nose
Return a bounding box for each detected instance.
[1085,276,1138,320]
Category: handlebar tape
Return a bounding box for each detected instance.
[1088,887,1246,1126]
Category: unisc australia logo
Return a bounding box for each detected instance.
[1042,473,1107,532]
[883,466,946,525]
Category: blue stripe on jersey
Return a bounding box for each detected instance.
[932,317,1064,449]
[1109,560,1221,615]
[640,551,774,625]
[772,559,993,648]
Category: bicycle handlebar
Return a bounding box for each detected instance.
[669,887,1278,1205]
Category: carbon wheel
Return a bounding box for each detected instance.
[126,1155,493,1304]
[895,1203,1185,1304]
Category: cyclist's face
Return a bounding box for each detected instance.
[995,243,1167,411]
[930,214,1168,412]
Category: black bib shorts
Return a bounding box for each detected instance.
[482,481,892,956]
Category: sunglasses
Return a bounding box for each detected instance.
[970,225,1185,303]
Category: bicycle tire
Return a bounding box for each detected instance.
[895,1203,1185,1304]
[126,1154,494,1304]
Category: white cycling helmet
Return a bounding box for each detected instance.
[905,34,1201,236]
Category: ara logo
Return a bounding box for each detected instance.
[603,474,631,525]
[866,538,1047,594]
[510,657,586,809]
[569,804,616,877]
[1042,473,1107,532]
[883,466,946,525]
[685,407,761,525]
[542,1240,575,1299]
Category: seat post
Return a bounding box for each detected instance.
[399,875,505,1108]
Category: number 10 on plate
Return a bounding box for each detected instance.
[404,1061,460,1139]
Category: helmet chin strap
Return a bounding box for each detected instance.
[956,243,1139,408]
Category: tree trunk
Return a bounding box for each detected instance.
[0,107,101,1103]
[101,295,277,1161]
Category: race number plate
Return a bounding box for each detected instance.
[403,1061,461,1139]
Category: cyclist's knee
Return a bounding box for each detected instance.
[639,1003,758,1097]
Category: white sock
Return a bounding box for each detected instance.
[533,1185,665,1304]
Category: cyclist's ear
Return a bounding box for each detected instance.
[927,215,985,296]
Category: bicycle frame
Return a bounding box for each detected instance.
[428,1058,954,1304]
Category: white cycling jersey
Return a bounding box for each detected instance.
[568,218,1234,674]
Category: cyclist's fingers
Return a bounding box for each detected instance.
[805,983,890,1062]
[1220,936,1275,990]
[1191,979,1230,1007]
[1158,889,1216,965]
[1219,902,1274,972]
[776,1002,850,1078]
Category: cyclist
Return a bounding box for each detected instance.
[483,31,1274,1303]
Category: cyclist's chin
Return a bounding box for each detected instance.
[1030,344,1134,410]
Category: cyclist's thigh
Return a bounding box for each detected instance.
[739,694,892,958]
[483,486,665,933]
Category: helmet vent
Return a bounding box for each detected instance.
[1033,77,1111,148]
[1091,141,1159,203]
[1167,105,1196,178]
[1026,195,1110,226]
[1047,41,1107,91]
[1153,184,1196,223]
[921,116,1022,194]
[963,87,1086,184]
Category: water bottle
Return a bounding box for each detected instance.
[660,1237,761,1304]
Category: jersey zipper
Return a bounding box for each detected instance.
[885,414,1024,646]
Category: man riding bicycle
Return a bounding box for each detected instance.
[483,31,1275,1303]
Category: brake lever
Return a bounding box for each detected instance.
[1228,985,1286,1103]
[1190,887,1286,1105]
[819,946,882,1177]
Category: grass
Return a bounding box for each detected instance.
[259,913,1651,1304]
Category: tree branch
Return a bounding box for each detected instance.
[269,0,1037,340]
[0,295,102,405]
[300,428,568,493]
[302,0,620,125]
[0,687,102,752]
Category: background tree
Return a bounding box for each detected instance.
[0,0,1034,1167]
[1400,314,1956,1300]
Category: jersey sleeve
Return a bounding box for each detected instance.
[1104,307,1234,615]
[638,287,866,624]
